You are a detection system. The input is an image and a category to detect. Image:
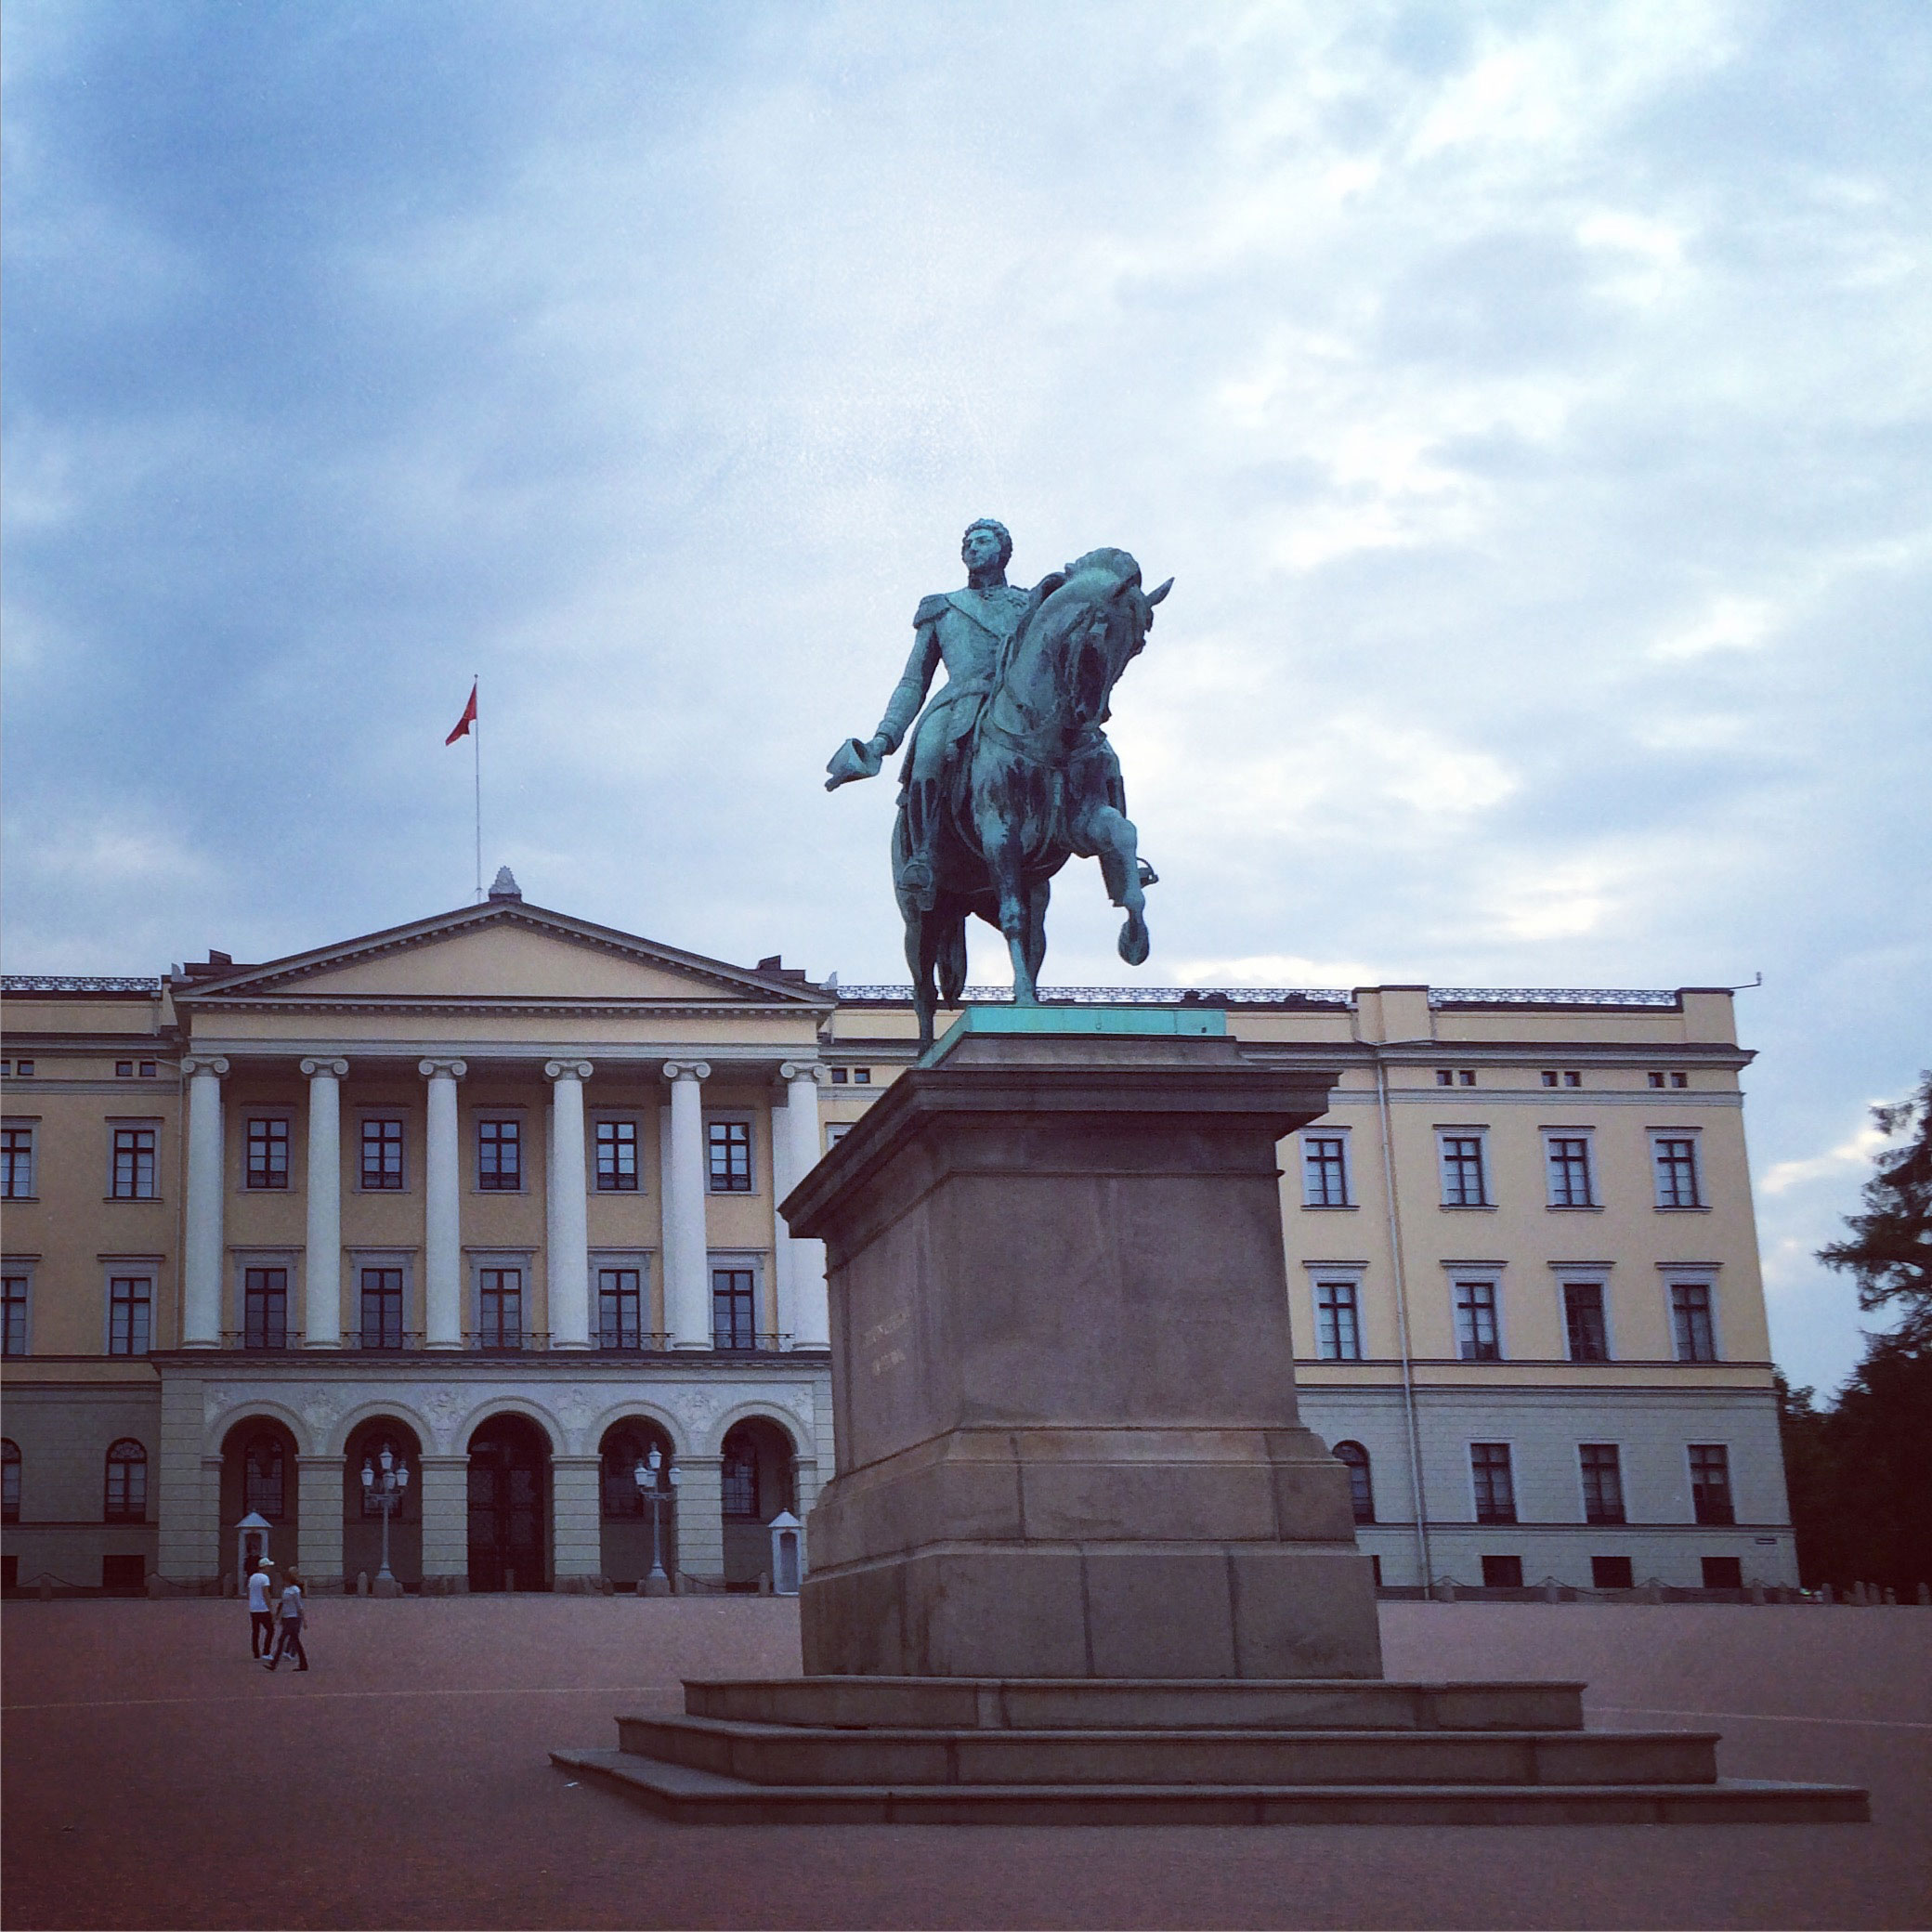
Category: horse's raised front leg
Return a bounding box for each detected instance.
[1084,803,1152,966]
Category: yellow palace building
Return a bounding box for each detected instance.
[1,874,1795,1598]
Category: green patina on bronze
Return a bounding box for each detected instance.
[829,520,1172,1050]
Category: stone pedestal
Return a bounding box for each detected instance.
[781,1019,1380,1681]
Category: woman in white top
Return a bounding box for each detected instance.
[264,1570,309,1672]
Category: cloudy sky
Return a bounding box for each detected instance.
[4,1,1926,1393]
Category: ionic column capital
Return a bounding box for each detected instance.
[544,1059,594,1082]
[300,1057,349,1079]
[779,1062,827,1086]
[418,1057,468,1080]
[182,1054,230,1079]
[662,1060,711,1083]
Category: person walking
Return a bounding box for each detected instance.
[246,1560,276,1659]
[263,1569,308,1672]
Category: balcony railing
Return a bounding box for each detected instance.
[709,1330,791,1355]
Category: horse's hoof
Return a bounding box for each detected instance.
[1118,910,1150,966]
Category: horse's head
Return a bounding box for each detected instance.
[1049,550,1172,732]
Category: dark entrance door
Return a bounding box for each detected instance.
[466,1416,547,1592]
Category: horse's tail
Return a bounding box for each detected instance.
[937,919,968,1007]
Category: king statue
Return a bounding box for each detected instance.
[824,517,1029,910]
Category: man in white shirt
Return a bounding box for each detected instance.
[246,1560,275,1658]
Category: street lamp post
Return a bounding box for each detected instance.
[360,1445,411,1599]
[633,1447,682,1597]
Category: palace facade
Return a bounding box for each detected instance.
[1,876,1796,1596]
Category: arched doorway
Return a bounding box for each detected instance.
[220,1417,298,1581]
[720,1416,796,1590]
[597,1419,678,1591]
[342,1418,424,1592]
[466,1414,549,1593]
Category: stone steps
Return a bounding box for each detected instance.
[682,1675,1588,1732]
[614,1713,1719,1787]
[549,1748,1871,1827]
[550,1675,1869,1825]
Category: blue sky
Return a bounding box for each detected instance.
[5,0,1927,1394]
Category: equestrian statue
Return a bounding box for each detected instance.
[827,519,1171,1051]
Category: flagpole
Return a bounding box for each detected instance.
[473,674,483,903]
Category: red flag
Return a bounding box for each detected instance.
[445,681,477,745]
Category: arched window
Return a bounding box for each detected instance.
[720,1424,760,1520]
[1334,1441,1375,1525]
[2,1439,20,1522]
[600,1429,652,1519]
[243,1434,286,1521]
[104,1440,148,1523]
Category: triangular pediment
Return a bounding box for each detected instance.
[176,903,827,1009]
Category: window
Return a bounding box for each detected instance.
[108,1276,152,1356]
[360,1118,404,1191]
[1647,1071,1665,1089]
[1539,1070,1581,1088]
[111,1127,157,1199]
[1300,1135,1351,1208]
[1438,1134,1489,1207]
[1651,1133,1703,1208]
[104,1440,148,1522]
[711,1266,757,1350]
[825,1122,854,1151]
[477,1118,521,1191]
[1564,1071,1581,1088]
[829,1067,847,1084]
[243,1268,288,1351]
[2,1276,27,1356]
[2,1126,33,1198]
[1544,1134,1596,1208]
[1670,1281,1718,1362]
[1481,1555,1523,1588]
[1702,1556,1743,1590]
[246,1117,291,1189]
[599,1429,651,1518]
[1436,1068,1475,1087]
[1689,1444,1734,1524]
[359,1268,404,1351]
[140,1062,156,1077]
[2,1440,19,1521]
[1671,1072,1688,1089]
[116,1060,134,1078]
[12,1061,33,1077]
[594,1119,638,1192]
[1454,1280,1501,1361]
[1436,1070,1454,1087]
[243,1434,286,1520]
[1652,1069,1687,1088]
[1562,1282,1610,1362]
[1314,1279,1363,1361]
[597,1268,645,1350]
[708,1120,752,1193]
[1580,1444,1625,1524]
[478,1268,523,1350]
[1592,1555,1634,1589]
[1470,1442,1516,1524]
[1333,1441,1375,1523]
[721,1424,761,1518]
[1541,1070,1559,1087]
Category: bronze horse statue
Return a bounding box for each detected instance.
[894,548,1170,1050]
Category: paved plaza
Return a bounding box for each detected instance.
[3,1598,1925,1929]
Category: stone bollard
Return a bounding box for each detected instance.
[1919,1583,1930,1607]
[1884,1587,1898,1606]
[357,1571,370,1596]
[1435,1579,1457,1603]
[1542,1579,1560,1603]
[759,1572,774,1596]
[1749,1580,1766,1605]
[38,1574,53,1601]
[1643,1580,1664,1604]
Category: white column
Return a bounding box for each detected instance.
[545,1060,593,1349]
[419,1058,467,1349]
[300,1057,346,1348]
[181,1055,229,1348]
[662,1061,711,1350]
[778,1062,830,1350]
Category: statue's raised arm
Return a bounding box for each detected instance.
[829,520,1169,1050]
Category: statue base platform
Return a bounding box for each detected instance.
[550,1675,1868,1825]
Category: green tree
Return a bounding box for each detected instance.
[1817,1070,1932,1348]
[1779,1074,1932,1596]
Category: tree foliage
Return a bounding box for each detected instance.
[1777,1073,1932,1595]
[1817,1069,1932,1348]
